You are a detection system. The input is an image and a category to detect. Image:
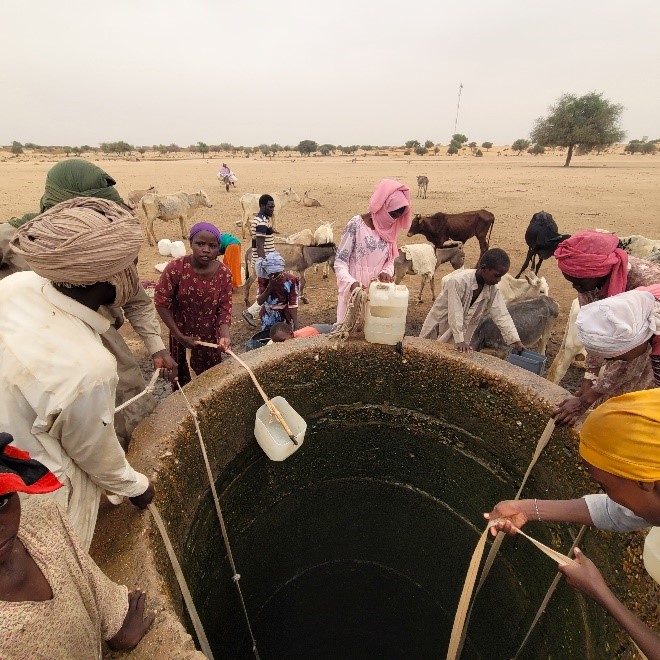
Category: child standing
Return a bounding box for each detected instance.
[420,248,524,353]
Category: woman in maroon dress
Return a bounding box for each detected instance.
[155,222,232,387]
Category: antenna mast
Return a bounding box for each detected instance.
[453,83,463,133]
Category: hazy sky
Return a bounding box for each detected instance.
[2,1,658,147]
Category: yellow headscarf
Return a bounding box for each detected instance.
[580,389,660,482]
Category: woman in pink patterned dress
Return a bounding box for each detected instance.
[155,222,232,387]
[334,179,412,323]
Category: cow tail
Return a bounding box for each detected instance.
[487,215,495,245]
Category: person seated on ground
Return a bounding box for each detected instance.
[3,198,155,551]
[485,388,660,659]
[155,222,232,387]
[0,433,155,657]
[270,321,334,342]
[419,247,525,353]
[576,285,660,390]
[335,178,412,324]
[219,232,243,287]
[1,158,176,447]
[256,251,299,334]
[553,230,660,425]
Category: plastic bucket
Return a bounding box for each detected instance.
[506,349,547,376]
[254,396,306,461]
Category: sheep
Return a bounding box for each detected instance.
[618,234,660,259]
[394,242,465,303]
[303,190,322,207]
[238,188,301,238]
[546,298,587,384]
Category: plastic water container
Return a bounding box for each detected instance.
[364,282,409,345]
[158,239,172,256]
[643,527,660,584]
[506,348,547,375]
[170,241,187,258]
[254,396,306,461]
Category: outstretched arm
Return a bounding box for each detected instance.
[559,549,660,660]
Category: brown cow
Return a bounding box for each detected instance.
[407,210,495,264]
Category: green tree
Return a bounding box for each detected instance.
[531,92,625,167]
[433,146,439,155]
[414,145,428,156]
[451,134,468,146]
[405,140,420,149]
[319,143,336,156]
[424,140,434,149]
[156,144,168,155]
[196,142,209,157]
[10,141,23,155]
[468,141,477,149]
[625,139,657,154]
[361,145,374,151]
[168,143,181,153]
[481,141,493,151]
[528,143,545,155]
[512,139,530,154]
[257,144,271,156]
[447,145,459,155]
[63,146,73,156]
[340,145,359,154]
[269,144,282,153]
[297,139,318,156]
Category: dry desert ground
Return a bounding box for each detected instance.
[1,149,658,387]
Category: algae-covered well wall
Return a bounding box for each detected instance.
[95,338,642,659]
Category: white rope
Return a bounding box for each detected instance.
[330,285,367,341]
[114,369,161,413]
[175,380,261,659]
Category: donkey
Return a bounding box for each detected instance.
[416,175,429,199]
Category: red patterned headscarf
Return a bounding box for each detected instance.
[554,230,629,297]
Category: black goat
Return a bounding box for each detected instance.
[515,211,570,278]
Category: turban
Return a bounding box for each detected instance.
[11,197,142,307]
[576,289,660,358]
[554,230,628,298]
[190,222,221,242]
[368,179,412,260]
[257,251,286,277]
[580,389,660,481]
[0,433,61,496]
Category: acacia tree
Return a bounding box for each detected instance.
[10,141,23,155]
[512,138,530,155]
[531,92,625,167]
[482,141,493,151]
[197,142,209,158]
[297,139,318,156]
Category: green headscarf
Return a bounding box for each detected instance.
[9,159,124,228]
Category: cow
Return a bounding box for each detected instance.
[515,211,570,278]
[407,210,495,264]
[138,190,212,246]
[238,188,301,238]
[125,186,157,210]
[416,175,429,199]
[394,242,464,303]
[546,298,587,384]
[243,243,336,305]
[497,272,549,306]
[470,296,559,357]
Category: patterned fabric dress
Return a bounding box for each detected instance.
[0,498,128,660]
[334,215,396,323]
[154,256,232,386]
[257,273,300,329]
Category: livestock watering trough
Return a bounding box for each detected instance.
[93,338,647,659]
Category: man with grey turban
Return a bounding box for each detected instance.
[0,198,155,550]
[576,285,660,398]
[0,160,176,446]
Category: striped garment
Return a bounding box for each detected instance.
[250,213,275,263]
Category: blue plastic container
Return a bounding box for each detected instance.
[506,348,547,375]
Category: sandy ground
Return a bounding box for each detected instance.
[1,150,659,388]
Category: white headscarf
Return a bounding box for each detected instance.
[576,289,660,358]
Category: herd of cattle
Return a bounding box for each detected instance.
[122,183,660,385]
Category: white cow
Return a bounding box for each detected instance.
[497,272,549,306]
[139,190,212,246]
[239,188,301,238]
[546,298,587,384]
[313,221,335,278]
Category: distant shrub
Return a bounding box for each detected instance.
[528,143,545,155]
[475,149,483,157]
[447,145,458,155]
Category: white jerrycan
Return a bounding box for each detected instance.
[364,281,409,345]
